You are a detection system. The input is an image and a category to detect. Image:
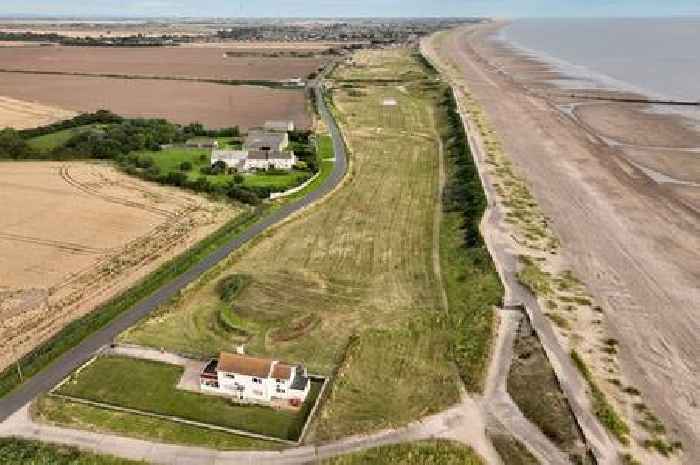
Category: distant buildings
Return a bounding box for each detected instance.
[211,121,296,172]
[200,352,311,406]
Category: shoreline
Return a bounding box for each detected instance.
[430,22,700,464]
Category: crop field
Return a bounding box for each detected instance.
[121,48,463,440]
[0,95,76,130]
[0,45,324,81]
[0,161,240,374]
[0,73,311,129]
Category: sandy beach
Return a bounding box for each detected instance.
[430,22,700,463]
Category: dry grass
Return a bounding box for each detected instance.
[123,48,461,438]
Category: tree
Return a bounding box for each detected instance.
[179,161,193,171]
[0,128,34,159]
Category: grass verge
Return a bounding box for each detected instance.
[320,440,484,465]
[0,437,145,465]
[507,320,592,462]
[54,356,320,441]
[437,83,503,392]
[0,206,264,398]
[34,396,282,451]
[489,433,540,465]
[570,350,630,444]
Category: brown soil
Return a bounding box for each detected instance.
[0,161,240,373]
[430,23,700,463]
[0,46,323,81]
[0,72,311,129]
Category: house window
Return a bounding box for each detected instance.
[276,388,286,394]
[253,377,262,384]
[225,373,235,379]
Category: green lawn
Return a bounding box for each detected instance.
[215,137,242,149]
[35,396,282,451]
[317,134,334,160]
[27,124,105,153]
[321,441,484,465]
[0,437,145,465]
[55,356,321,441]
[242,171,311,190]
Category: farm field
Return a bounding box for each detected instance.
[0,95,76,130]
[0,45,324,81]
[0,161,241,374]
[121,48,463,440]
[0,73,311,129]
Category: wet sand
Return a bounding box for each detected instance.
[432,22,700,462]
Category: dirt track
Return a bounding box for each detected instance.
[431,24,700,463]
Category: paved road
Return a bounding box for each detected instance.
[0,78,348,423]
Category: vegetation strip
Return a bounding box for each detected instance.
[0,68,305,89]
[0,437,145,465]
[570,350,630,444]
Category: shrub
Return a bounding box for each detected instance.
[179,161,193,171]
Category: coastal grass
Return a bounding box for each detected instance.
[570,350,630,444]
[436,84,503,392]
[54,356,320,441]
[123,48,465,439]
[0,437,144,465]
[320,440,484,465]
[35,396,280,451]
[0,206,262,399]
[507,321,591,462]
[489,434,540,465]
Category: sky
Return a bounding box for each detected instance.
[1,0,700,18]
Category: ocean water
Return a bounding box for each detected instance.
[499,18,700,102]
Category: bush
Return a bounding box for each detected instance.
[217,274,252,303]
[179,161,193,171]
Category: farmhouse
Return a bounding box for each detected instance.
[244,130,289,152]
[186,137,219,148]
[264,120,296,132]
[211,127,296,171]
[200,352,311,406]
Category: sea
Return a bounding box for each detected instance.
[498,18,700,103]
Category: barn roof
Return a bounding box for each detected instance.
[217,352,273,378]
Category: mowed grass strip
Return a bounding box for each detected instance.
[55,356,320,441]
[35,396,282,451]
[320,440,484,465]
[0,437,145,465]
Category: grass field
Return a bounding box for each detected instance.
[136,146,313,191]
[26,124,107,153]
[321,440,484,465]
[0,437,144,465]
[54,356,319,441]
[36,396,280,451]
[317,134,334,159]
[122,48,461,440]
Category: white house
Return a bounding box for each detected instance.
[264,120,296,132]
[200,352,310,405]
[243,150,296,171]
[211,150,248,170]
